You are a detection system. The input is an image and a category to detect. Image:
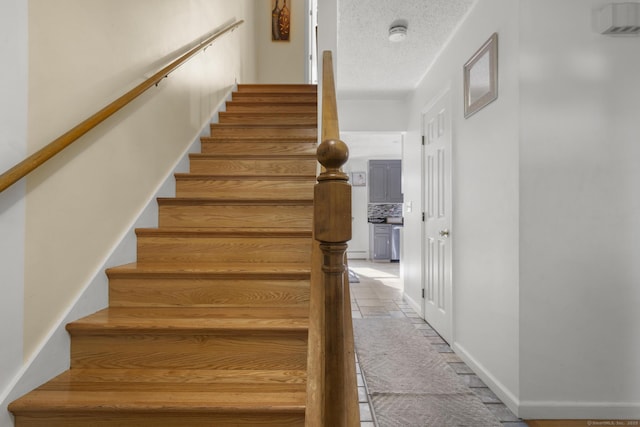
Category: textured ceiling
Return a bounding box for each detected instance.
[337,0,475,98]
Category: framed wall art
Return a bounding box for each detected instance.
[463,32,498,118]
[272,0,291,41]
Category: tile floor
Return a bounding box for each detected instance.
[349,259,528,427]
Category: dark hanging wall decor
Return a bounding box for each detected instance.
[272,0,291,41]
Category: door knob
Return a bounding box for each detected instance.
[439,229,450,237]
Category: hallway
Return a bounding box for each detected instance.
[349,260,527,427]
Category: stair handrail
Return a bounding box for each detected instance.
[0,20,244,194]
[306,50,359,426]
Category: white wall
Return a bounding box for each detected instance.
[256,0,307,83]
[1,2,257,425]
[23,0,257,360]
[317,0,338,137]
[404,0,521,412]
[338,98,409,132]
[518,0,640,418]
[317,0,338,75]
[0,3,27,426]
[404,0,640,418]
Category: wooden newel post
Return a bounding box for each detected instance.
[315,138,352,426]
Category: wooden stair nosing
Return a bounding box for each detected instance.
[106,262,312,280]
[15,368,307,394]
[199,141,318,156]
[209,124,317,136]
[156,198,314,206]
[211,123,316,129]
[71,306,310,319]
[226,100,317,107]
[200,136,318,147]
[201,136,317,142]
[231,90,318,99]
[174,173,317,181]
[11,413,305,427]
[236,84,317,93]
[187,155,317,176]
[188,153,317,161]
[230,93,317,101]
[66,307,310,336]
[10,390,306,414]
[205,135,318,142]
[37,368,307,386]
[224,105,317,114]
[218,118,317,127]
[218,112,317,119]
[135,227,312,238]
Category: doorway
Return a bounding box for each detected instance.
[341,132,404,264]
[306,0,318,84]
[421,91,453,343]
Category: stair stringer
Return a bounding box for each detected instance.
[0,87,235,427]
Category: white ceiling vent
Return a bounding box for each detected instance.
[596,2,640,35]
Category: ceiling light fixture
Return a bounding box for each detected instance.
[388,24,408,42]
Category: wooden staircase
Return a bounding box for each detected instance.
[9,84,319,427]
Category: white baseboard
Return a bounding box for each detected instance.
[518,401,640,419]
[453,344,640,419]
[452,342,521,417]
[403,293,422,317]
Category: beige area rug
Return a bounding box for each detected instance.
[353,318,502,427]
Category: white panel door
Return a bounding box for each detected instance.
[422,91,453,343]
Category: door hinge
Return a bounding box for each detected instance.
[422,212,425,222]
[421,135,425,145]
[422,288,425,298]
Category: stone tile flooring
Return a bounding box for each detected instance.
[349,260,528,427]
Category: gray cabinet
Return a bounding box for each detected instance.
[369,160,403,203]
[370,224,391,261]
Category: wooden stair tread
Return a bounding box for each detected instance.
[201,136,317,143]
[188,155,317,176]
[135,227,312,237]
[38,369,307,387]
[175,173,316,180]
[12,368,308,411]
[209,125,317,139]
[226,101,317,106]
[231,92,316,98]
[107,262,311,277]
[211,123,316,129]
[15,368,306,394]
[225,105,317,113]
[156,198,313,205]
[10,84,319,426]
[199,140,317,156]
[236,84,316,93]
[189,153,317,160]
[219,112,317,118]
[10,390,305,414]
[218,114,317,126]
[67,307,309,334]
